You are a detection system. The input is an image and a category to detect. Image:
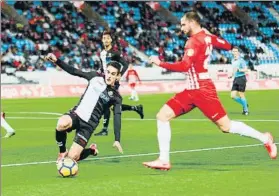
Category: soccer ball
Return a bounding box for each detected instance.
[57,158,78,177]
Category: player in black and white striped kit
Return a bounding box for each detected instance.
[45,53,124,163]
[94,30,144,136]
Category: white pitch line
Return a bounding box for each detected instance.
[5,112,62,116]
[6,117,58,120]
[5,116,279,122]
[2,143,277,168]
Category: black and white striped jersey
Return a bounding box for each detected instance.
[56,59,122,141]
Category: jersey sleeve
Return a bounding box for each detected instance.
[210,34,232,51]
[56,59,98,81]
[112,96,122,142]
[159,39,197,72]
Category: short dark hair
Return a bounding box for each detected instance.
[107,61,121,74]
[183,11,201,24]
[102,30,112,38]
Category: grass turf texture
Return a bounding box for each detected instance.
[1,90,279,196]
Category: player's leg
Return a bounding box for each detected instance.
[143,104,174,170]
[231,77,247,114]
[143,91,195,170]
[198,91,277,159]
[131,83,139,101]
[129,83,134,100]
[215,116,277,159]
[1,112,15,138]
[67,143,98,162]
[94,108,110,136]
[238,78,249,115]
[56,113,76,162]
[78,143,99,161]
[239,92,248,115]
[71,122,97,161]
[122,104,144,119]
[156,104,176,161]
[68,143,98,162]
[231,88,243,108]
[67,142,84,161]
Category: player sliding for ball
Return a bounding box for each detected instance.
[45,53,124,163]
[143,11,277,171]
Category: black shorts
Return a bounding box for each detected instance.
[64,110,94,148]
[231,76,247,92]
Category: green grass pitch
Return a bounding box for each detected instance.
[1,90,279,196]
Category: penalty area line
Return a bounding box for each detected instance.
[2,142,276,168]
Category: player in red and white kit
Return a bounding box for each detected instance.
[126,64,141,101]
[143,11,277,170]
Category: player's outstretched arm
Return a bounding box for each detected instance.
[149,53,193,72]
[112,96,123,153]
[210,34,232,51]
[45,53,98,81]
[202,28,232,51]
[149,38,197,72]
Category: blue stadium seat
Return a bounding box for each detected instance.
[160,2,171,9]
[6,0,16,5]
[33,1,42,6]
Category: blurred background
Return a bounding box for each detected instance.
[1,1,279,98]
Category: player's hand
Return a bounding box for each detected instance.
[113,141,123,154]
[149,56,161,66]
[45,53,57,63]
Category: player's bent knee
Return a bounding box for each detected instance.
[230,91,238,99]
[68,142,84,161]
[219,125,230,133]
[238,92,245,98]
[56,115,72,131]
[230,94,236,99]
[215,116,231,133]
[156,112,168,122]
[68,151,80,161]
[156,106,175,122]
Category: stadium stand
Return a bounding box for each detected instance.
[1,1,279,75]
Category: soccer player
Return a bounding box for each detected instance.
[143,11,277,170]
[45,53,124,163]
[126,64,141,101]
[1,112,16,138]
[229,46,249,115]
[94,30,144,136]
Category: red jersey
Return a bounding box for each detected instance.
[126,69,140,84]
[160,30,231,90]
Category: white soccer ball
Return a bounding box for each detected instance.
[57,158,78,177]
